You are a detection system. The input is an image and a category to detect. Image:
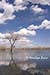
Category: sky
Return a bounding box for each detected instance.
[0,0,50,47]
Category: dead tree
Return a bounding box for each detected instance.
[5,32,21,64]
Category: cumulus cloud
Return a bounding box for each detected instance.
[17,28,36,36]
[14,0,27,11]
[39,19,50,29]
[0,0,48,24]
[28,19,50,30]
[0,0,50,24]
[17,37,33,47]
[0,1,15,24]
[0,0,28,24]
[14,0,24,5]
[14,0,50,5]
[31,5,44,13]
[14,5,27,11]
[25,0,50,5]
[27,24,39,30]
[0,33,5,38]
[18,37,31,43]
[14,0,45,13]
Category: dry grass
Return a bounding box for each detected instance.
[0,46,50,51]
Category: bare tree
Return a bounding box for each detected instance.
[4,32,21,64]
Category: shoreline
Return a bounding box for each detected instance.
[0,47,50,50]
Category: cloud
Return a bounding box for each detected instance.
[0,38,10,46]
[14,5,27,11]
[14,0,27,11]
[0,33,10,46]
[27,24,39,30]
[31,5,44,13]
[28,19,50,30]
[0,0,48,24]
[6,0,50,6]
[0,1,15,24]
[18,37,31,43]
[0,0,49,24]
[17,28,36,36]
[39,19,50,29]
[0,0,28,24]
[25,0,50,5]
[0,33,5,38]
[0,19,50,38]
[17,37,33,47]
[14,0,24,5]
[14,0,50,5]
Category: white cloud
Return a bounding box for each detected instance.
[17,28,36,36]
[16,38,33,48]
[4,33,11,37]
[1,0,6,3]
[45,25,50,29]
[0,1,15,24]
[0,0,28,24]
[28,19,50,30]
[27,24,39,30]
[14,0,27,12]
[39,19,50,29]
[0,33,10,46]
[0,33,5,38]
[25,0,50,5]
[14,5,27,11]
[0,38,10,46]
[31,5,44,13]
[14,0,24,5]
[0,0,49,24]
[18,37,32,45]
[14,0,50,5]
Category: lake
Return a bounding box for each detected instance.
[0,50,50,68]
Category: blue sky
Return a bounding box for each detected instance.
[0,0,50,47]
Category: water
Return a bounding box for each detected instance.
[0,50,50,61]
[0,50,50,68]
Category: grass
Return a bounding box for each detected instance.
[0,46,50,51]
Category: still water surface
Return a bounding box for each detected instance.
[0,50,50,68]
[0,50,50,61]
